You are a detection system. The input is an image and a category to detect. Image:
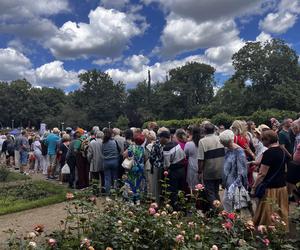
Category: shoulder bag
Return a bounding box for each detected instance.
[255,149,285,199]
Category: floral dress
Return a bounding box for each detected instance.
[126,144,145,201]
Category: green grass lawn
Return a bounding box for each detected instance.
[0,180,69,215]
[2,171,30,182]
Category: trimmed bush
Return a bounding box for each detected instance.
[144,109,298,129]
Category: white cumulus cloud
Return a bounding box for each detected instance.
[143,0,269,23]
[0,48,32,81]
[159,15,239,56]
[0,0,68,40]
[259,0,300,34]
[35,61,79,88]
[0,48,81,89]
[46,7,143,60]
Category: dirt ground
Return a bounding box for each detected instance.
[0,202,67,248]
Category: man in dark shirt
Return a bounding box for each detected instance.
[279,118,293,159]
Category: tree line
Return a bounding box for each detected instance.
[0,39,299,130]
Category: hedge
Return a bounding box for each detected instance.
[144,109,298,129]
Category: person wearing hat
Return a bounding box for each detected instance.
[159,130,186,210]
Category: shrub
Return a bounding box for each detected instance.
[144,109,298,129]
[6,184,300,250]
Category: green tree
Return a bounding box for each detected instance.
[232,39,299,111]
[154,62,215,119]
[77,69,126,128]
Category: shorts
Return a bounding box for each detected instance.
[48,154,57,168]
[6,151,14,159]
[20,150,28,165]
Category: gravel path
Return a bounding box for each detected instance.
[0,202,67,248]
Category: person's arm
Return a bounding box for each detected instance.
[244,144,256,160]
[278,132,292,159]
[197,141,205,176]
[252,164,270,190]
[87,143,93,162]
[280,145,292,159]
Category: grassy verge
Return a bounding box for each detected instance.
[0,180,69,215]
[0,167,30,182]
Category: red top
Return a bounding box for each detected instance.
[234,135,248,149]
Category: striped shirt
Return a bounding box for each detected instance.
[198,134,225,180]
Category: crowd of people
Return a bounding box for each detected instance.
[1,115,300,230]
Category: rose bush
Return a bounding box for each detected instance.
[6,183,300,249]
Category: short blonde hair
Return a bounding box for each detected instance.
[148,130,157,141]
[219,129,234,145]
[230,120,247,136]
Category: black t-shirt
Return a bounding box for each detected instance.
[261,146,286,188]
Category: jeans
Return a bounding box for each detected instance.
[203,179,222,208]
[19,150,28,166]
[104,158,119,195]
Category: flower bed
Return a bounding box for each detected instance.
[6,187,300,250]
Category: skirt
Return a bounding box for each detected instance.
[253,186,289,229]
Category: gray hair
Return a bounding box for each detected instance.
[219,129,234,145]
[113,128,121,136]
[96,131,104,139]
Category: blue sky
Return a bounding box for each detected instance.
[0,0,300,91]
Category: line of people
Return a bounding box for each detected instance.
[1,117,300,230]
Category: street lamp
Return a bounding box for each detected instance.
[61,122,64,131]
[11,120,14,129]
[108,122,111,129]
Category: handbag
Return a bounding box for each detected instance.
[122,157,134,170]
[61,163,70,174]
[255,149,285,199]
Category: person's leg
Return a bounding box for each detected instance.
[111,159,119,190]
[104,160,112,195]
[14,150,20,170]
[203,179,217,207]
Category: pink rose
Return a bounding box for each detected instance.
[222,221,233,230]
[211,245,218,250]
[175,234,184,243]
[149,207,156,215]
[150,202,158,209]
[257,225,267,234]
[194,234,201,241]
[263,238,270,246]
[227,212,236,220]
[164,171,169,177]
[48,238,57,247]
[195,184,205,191]
[188,222,195,228]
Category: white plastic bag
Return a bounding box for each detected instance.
[61,163,70,174]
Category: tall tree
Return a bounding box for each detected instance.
[77,70,126,128]
[231,39,299,111]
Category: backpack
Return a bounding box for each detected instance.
[79,138,89,158]
[41,140,48,156]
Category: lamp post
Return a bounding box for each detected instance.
[61,122,64,131]
[108,122,111,129]
[11,120,14,129]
